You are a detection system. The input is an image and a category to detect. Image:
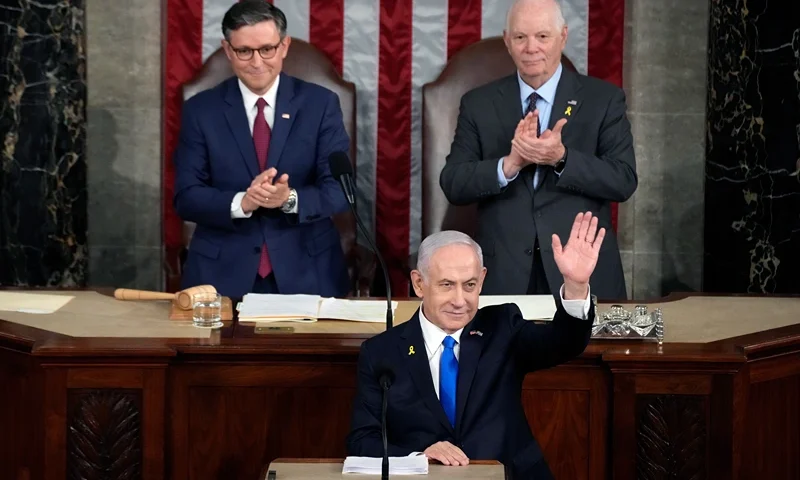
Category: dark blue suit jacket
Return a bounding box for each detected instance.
[173,74,351,298]
[346,302,593,478]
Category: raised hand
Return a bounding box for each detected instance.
[551,212,605,299]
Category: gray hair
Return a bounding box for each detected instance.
[506,0,567,32]
[222,0,288,41]
[416,231,483,279]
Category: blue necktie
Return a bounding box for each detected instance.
[440,336,458,427]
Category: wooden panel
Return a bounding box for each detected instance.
[522,389,590,479]
[635,374,712,395]
[0,349,42,480]
[68,368,144,388]
[635,395,708,479]
[142,369,166,480]
[524,366,610,480]
[44,368,68,480]
[742,374,800,479]
[186,386,355,480]
[67,389,143,479]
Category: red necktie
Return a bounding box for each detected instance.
[254,98,272,278]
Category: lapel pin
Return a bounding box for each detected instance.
[470,330,483,336]
[568,100,577,105]
[564,106,572,116]
[408,346,415,355]
[281,113,290,119]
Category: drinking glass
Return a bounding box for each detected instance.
[192,292,223,328]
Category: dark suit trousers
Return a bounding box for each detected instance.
[527,240,550,295]
[252,273,279,294]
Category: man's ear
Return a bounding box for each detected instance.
[410,270,425,298]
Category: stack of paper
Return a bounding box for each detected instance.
[479,295,557,320]
[237,294,397,323]
[342,455,428,475]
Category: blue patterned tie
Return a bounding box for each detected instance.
[440,336,458,427]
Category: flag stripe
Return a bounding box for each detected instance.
[343,0,380,249]
[410,0,448,258]
[561,0,589,74]
[480,0,513,38]
[202,0,229,61]
[164,0,204,262]
[309,0,344,74]
[275,0,310,40]
[377,0,413,294]
[587,0,624,231]
[447,0,483,58]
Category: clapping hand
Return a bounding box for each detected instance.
[552,212,605,300]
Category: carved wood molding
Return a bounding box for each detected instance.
[636,394,707,480]
[67,389,142,480]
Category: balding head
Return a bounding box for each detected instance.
[506,0,566,31]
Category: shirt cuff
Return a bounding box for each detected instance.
[497,157,519,187]
[230,191,252,218]
[559,284,591,320]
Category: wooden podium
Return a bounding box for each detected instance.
[261,459,505,479]
[1,291,799,479]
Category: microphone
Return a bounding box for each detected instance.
[329,151,394,330]
[375,366,395,480]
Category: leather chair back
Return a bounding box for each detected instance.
[421,36,576,238]
[181,39,371,294]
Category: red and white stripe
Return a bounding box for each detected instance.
[164,0,623,294]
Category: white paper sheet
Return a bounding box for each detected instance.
[0,292,75,314]
[343,454,428,475]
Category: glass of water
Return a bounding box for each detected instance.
[192,292,223,328]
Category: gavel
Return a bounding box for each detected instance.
[113,285,217,310]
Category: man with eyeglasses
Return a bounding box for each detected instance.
[173,0,351,298]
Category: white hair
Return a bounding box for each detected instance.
[416,230,483,279]
[506,0,567,31]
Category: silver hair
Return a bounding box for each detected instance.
[416,231,483,279]
[506,0,567,31]
[222,0,288,41]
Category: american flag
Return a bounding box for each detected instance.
[164,0,624,293]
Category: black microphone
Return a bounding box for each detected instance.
[329,151,393,330]
[375,366,395,480]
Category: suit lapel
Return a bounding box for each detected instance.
[399,312,455,435]
[266,73,298,170]
[494,74,534,198]
[223,78,260,178]
[455,314,489,435]
[541,67,583,186]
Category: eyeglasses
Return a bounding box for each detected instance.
[228,39,283,61]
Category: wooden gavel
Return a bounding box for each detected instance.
[113,285,217,310]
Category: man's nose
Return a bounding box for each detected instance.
[451,287,467,307]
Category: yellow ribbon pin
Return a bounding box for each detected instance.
[564,106,572,116]
[408,346,415,355]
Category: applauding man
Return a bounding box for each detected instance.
[439,0,637,300]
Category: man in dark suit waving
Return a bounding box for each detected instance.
[439,0,637,300]
[173,1,350,298]
[346,211,602,479]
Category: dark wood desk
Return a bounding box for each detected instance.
[1,292,798,480]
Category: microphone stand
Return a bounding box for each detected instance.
[381,380,390,480]
[345,198,393,330]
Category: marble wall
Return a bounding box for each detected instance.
[618,0,709,299]
[0,0,88,287]
[85,0,163,290]
[704,1,800,294]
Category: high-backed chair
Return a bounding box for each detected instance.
[180,39,374,296]
[421,36,576,242]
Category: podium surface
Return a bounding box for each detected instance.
[263,459,505,479]
[1,290,799,479]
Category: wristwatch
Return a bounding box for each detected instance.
[553,148,568,174]
[281,188,297,213]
